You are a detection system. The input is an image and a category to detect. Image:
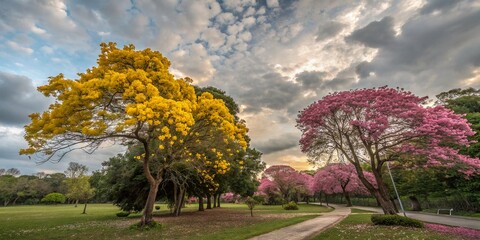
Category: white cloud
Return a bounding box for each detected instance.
[31,25,46,35]
[239,31,252,42]
[222,0,255,12]
[266,0,280,8]
[256,6,266,15]
[171,43,216,83]
[244,7,255,17]
[40,46,54,54]
[242,16,256,28]
[227,23,244,35]
[201,28,226,50]
[7,41,33,54]
[216,12,237,25]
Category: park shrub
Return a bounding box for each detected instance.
[24,198,40,205]
[371,214,424,228]
[252,194,265,204]
[41,192,66,204]
[155,205,160,210]
[116,212,131,217]
[283,201,299,210]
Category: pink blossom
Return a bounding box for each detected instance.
[425,223,480,239]
[258,165,313,201]
[221,192,240,203]
[312,163,374,195]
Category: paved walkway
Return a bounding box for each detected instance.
[249,204,350,240]
[352,206,480,230]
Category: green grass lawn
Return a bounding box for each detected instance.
[350,208,376,213]
[223,202,333,214]
[0,203,329,240]
[466,213,480,218]
[313,213,466,240]
[193,215,318,240]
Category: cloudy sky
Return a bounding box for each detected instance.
[1,0,479,175]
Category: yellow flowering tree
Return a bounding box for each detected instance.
[20,43,246,226]
[164,91,248,214]
[192,87,265,209]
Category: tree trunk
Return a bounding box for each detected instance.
[75,199,78,207]
[409,196,422,211]
[173,187,185,216]
[373,190,397,214]
[13,196,19,205]
[141,181,160,226]
[206,194,212,209]
[213,194,217,208]
[325,194,329,206]
[173,183,178,214]
[82,200,88,214]
[216,194,221,208]
[198,196,204,211]
[344,191,352,207]
[391,197,399,213]
[355,164,397,215]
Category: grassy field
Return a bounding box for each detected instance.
[313,213,469,240]
[0,203,330,240]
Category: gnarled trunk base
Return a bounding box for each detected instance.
[141,181,159,226]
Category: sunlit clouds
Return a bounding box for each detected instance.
[1,0,479,173]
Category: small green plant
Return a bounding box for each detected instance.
[283,201,299,210]
[129,221,161,230]
[116,211,130,217]
[41,192,66,204]
[371,214,424,228]
[155,205,161,210]
[245,197,258,217]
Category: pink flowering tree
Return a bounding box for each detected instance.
[258,165,311,204]
[297,87,480,214]
[296,172,314,202]
[221,192,240,203]
[312,163,374,206]
[258,178,281,204]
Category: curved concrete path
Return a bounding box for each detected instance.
[249,204,350,240]
[352,206,480,230]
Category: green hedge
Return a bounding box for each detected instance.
[371,214,424,228]
[116,212,131,217]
